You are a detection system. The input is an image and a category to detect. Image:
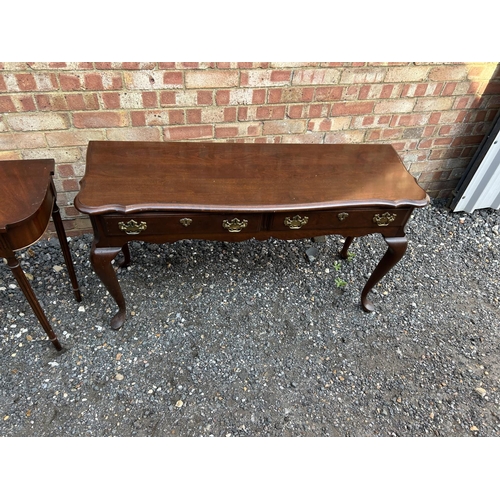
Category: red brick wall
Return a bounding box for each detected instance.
[1,62,499,236]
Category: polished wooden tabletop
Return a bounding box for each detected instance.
[75,141,428,215]
[0,160,53,233]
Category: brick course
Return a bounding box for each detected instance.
[0,62,499,236]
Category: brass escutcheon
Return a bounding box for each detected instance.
[222,218,248,233]
[118,220,147,235]
[284,215,309,229]
[338,212,349,221]
[373,212,397,226]
[180,218,192,227]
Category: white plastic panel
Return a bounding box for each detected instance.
[453,128,500,213]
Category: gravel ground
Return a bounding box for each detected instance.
[1,199,499,437]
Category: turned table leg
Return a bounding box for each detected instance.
[6,254,62,351]
[52,201,82,302]
[90,244,127,330]
[361,235,408,312]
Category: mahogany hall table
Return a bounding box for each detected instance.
[74,141,428,330]
[0,159,81,351]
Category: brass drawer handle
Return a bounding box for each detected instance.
[373,212,397,226]
[180,218,192,227]
[118,220,147,235]
[338,212,349,221]
[222,218,248,232]
[284,215,309,229]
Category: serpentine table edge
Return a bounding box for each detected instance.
[74,141,429,330]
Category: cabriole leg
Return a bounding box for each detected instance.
[361,236,408,312]
[117,242,131,268]
[90,244,127,330]
[339,236,354,259]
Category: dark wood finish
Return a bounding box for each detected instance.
[75,141,428,329]
[340,236,355,259]
[0,159,82,351]
[360,236,408,312]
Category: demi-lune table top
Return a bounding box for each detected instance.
[0,160,54,233]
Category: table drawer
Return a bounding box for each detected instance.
[270,209,410,232]
[103,213,263,236]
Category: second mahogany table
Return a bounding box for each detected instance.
[75,141,428,330]
[0,159,81,351]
